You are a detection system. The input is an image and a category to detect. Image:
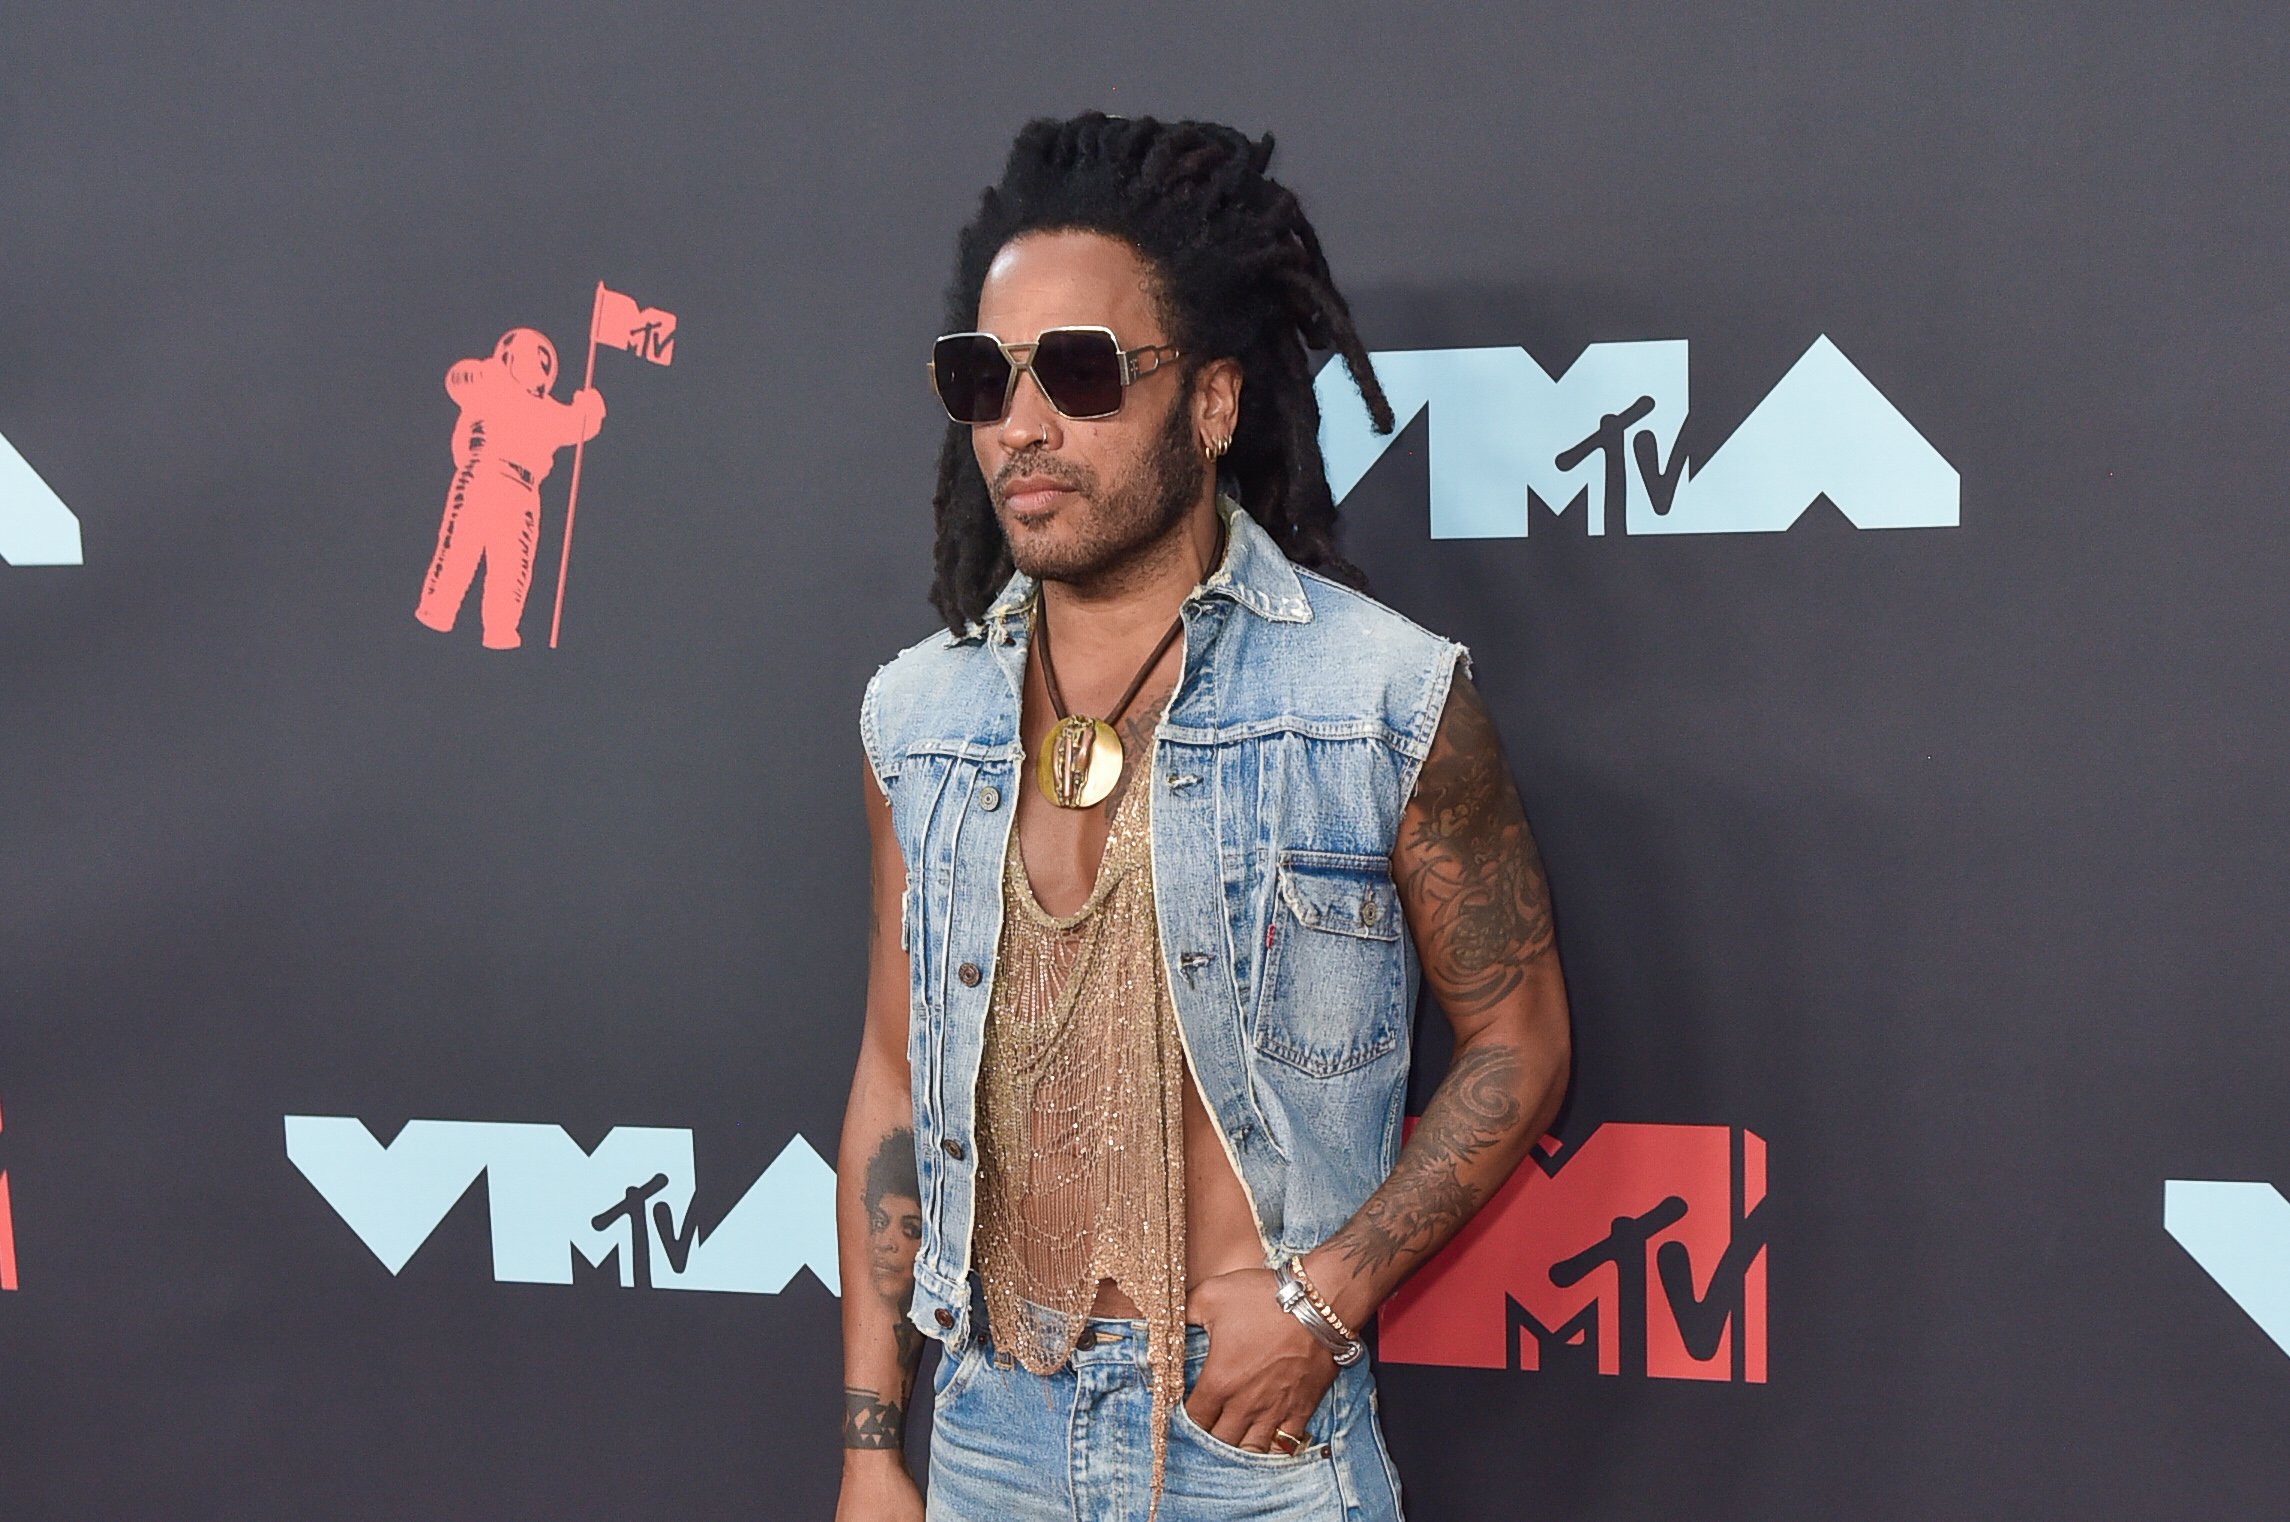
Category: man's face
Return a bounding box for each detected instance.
[969,230,1204,586]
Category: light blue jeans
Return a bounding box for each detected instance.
[925,1288,1407,1522]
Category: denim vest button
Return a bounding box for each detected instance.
[977,785,1002,812]
[935,1307,956,1328]
[957,962,982,987]
[941,1137,966,1160]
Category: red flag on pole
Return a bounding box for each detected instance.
[551,282,676,648]
[591,285,677,365]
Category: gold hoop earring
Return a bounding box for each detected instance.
[1203,434,1231,462]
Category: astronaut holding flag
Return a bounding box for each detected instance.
[413,327,601,650]
[414,282,674,651]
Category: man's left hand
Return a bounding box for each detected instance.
[1181,1266,1336,1452]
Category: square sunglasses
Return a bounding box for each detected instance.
[929,326,1182,425]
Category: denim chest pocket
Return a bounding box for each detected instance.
[1252,851,1406,1077]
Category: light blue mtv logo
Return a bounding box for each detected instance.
[2167,1179,2290,1356]
[0,429,81,565]
[285,1116,839,1294]
[1315,336,1958,538]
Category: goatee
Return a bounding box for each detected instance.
[994,397,1205,588]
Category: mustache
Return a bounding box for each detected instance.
[992,450,1093,499]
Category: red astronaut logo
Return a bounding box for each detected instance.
[415,327,602,650]
[0,1096,19,1291]
[1380,1122,1766,1382]
[414,282,675,651]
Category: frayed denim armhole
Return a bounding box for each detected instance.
[1399,640,1472,803]
[859,662,897,793]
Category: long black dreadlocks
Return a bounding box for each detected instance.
[927,111,1395,634]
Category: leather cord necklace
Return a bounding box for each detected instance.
[1032,603,1184,809]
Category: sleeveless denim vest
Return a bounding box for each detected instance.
[860,500,1467,1350]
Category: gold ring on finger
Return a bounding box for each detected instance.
[1272,1427,1307,1455]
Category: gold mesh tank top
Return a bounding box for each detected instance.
[973,763,1189,1508]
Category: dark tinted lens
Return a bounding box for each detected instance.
[1031,329,1125,418]
[932,335,1011,423]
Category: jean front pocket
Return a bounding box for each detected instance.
[1170,1399,1333,1469]
[1170,1338,1332,1468]
[930,1333,985,1406]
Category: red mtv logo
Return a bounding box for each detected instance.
[1380,1122,1765,1381]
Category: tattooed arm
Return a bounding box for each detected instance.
[832,765,927,1521]
[1303,672,1572,1332]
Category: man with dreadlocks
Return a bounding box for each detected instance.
[835,113,1570,1522]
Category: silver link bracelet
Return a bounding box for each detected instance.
[1272,1258,1366,1365]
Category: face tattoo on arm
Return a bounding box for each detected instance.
[842,1127,924,1449]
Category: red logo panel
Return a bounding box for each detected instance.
[1380,1122,1765,1381]
[0,1096,18,1291]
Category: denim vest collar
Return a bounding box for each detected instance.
[964,494,1314,645]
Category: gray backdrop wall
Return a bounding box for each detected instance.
[5,3,2288,1518]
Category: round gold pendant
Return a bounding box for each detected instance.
[1036,715,1123,808]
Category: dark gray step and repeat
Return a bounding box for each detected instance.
[3,3,2284,1517]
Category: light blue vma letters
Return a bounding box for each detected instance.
[1315,335,1958,540]
[2167,1178,2290,1356]
[285,1117,838,1294]
[0,428,81,565]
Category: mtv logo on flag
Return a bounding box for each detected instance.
[592,286,676,365]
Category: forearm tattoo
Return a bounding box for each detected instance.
[1326,1040,1527,1276]
[843,1127,924,1450]
[842,1388,906,1449]
[1396,676,1555,1016]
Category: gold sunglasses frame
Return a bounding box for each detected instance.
[928,325,1183,423]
